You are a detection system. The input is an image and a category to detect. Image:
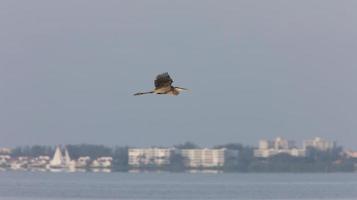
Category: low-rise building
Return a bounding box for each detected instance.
[128,148,173,167]
[91,157,113,168]
[29,156,50,168]
[0,155,10,162]
[76,156,91,168]
[10,157,30,170]
[0,155,11,167]
[344,150,357,158]
[254,148,306,158]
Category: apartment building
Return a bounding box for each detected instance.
[254,137,305,158]
[180,148,238,168]
[303,137,336,151]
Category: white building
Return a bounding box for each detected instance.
[29,156,50,168]
[76,156,91,168]
[0,148,12,155]
[0,155,10,161]
[91,157,112,168]
[254,148,306,158]
[0,155,11,167]
[10,156,30,170]
[128,148,173,167]
[180,148,237,168]
[303,137,336,151]
[259,137,296,150]
[254,137,305,158]
[344,150,357,158]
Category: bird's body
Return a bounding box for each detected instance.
[134,73,188,96]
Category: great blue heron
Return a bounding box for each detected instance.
[134,72,188,96]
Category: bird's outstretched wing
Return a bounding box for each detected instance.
[154,72,173,89]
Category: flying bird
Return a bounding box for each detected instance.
[134,72,188,96]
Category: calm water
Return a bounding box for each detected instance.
[0,171,356,200]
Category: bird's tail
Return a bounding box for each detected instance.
[133,91,154,96]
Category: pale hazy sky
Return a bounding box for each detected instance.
[1,1,357,148]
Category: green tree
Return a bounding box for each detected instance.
[10,145,54,157]
[214,143,254,172]
[174,142,199,149]
[66,144,112,159]
[168,152,186,172]
[112,146,129,171]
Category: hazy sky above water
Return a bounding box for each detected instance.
[1,1,357,148]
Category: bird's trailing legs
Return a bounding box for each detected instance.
[133,91,154,96]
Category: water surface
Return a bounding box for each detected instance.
[0,172,356,200]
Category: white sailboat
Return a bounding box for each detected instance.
[64,148,76,170]
[49,146,75,170]
[50,146,64,168]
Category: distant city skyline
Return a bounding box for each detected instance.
[0,136,344,150]
[2,136,356,173]
[1,1,357,148]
